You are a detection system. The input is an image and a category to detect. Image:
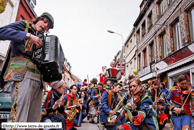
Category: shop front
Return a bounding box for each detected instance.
[156,42,194,89]
[168,63,194,89]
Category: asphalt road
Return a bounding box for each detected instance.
[76,117,171,130]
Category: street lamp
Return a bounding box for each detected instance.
[107,30,124,62]
[107,30,123,46]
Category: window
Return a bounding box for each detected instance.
[173,20,182,51]
[130,62,133,74]
[137,29,140,43]
[142,21,146,37]
[189,7,194,42]
[130,40,132,50]
[150,42,154,62]
[160,32,167,58]
[143,49,147,67]
[138,54,141,70]
[134,58,136,69]
[157,0,164,18]
[148,11,153,29]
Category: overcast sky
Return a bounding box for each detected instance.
[35,0,142,82]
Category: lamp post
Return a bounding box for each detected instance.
[107,30,123,46]
[107,30,124,64]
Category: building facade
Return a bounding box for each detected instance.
[134,0,194,88]
[0,0,20,75]
[124,28,137,79]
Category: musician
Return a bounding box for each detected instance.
[103,60,121,86]
[160,82,168,98]
[88,78,98,100]
[41,80,66,130]
[99,83,126,130]
[147,79,169,129]
[78,91,88,121]
[0,12,54,122]
[105,80,112,90]
[89,82,106,123]
[165,75,193,130]
[99,66,107,85]
[147,80,152,91]
[64,84,82,130]
[115,78,159,130]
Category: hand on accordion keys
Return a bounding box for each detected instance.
[26,33,43,48]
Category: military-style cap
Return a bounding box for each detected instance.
[41,12,54,29]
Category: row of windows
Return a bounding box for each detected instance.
[136,0,176,43]
[137,5,194,71]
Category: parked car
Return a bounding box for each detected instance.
[0,82,12,130]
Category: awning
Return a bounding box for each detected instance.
[157,54,194,75]
[139,72,156,81]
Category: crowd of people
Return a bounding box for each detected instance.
[40,60,194,130]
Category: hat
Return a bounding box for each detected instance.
[41,12,54,29]
[50,80,65,89]
[76,82,82,87]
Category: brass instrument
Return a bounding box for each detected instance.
[67,94,81,121]
[107,92,128,123]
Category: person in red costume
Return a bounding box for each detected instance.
[99,66,107,85]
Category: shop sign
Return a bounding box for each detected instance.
[138,66,151,77]
[156,43,194,70]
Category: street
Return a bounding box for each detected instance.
[77,117,171,130]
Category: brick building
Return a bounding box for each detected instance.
[134,0,194,87]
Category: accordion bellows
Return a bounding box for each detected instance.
[106,68,120,79]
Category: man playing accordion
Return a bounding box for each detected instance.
[103,61,121,88]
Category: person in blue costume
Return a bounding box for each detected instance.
[165,75,193,130]
[78,91,88,121]
[99,83,126,130]
[147,79,169,129]
[0,12,54,123]
[115,78,159,130]
[89,82,106,123]
[64,85,82,130]
[41,80,66,130]
[87,78,98,120]
[160,82,168,98]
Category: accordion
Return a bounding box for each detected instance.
[32,33,64,82]
[106,68,120,79]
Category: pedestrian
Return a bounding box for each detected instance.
[0,12,54,122]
